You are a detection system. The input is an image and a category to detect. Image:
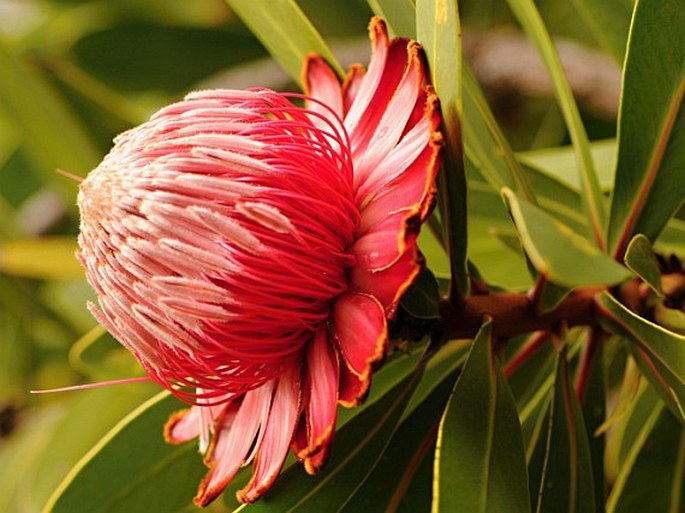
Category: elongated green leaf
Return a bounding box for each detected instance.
[224,0,343,86]
[515,332,583,453]
[578,333,607,512]
[503,189,631,287]
[471,157,588,234]
[596,292,685,421]
[340,346,462,512]
[416,0,469,301]
[239,369,422,512]
[400,266,440,319]
[0,37,99,185]
[73,23,267,94]
[0,384,156,513]
[604,376,658,480]
[517,139,617,192]
[463,64,536,203]
[536,280,571,314]
[505,0,606,250]
[607,407,684,513]
[570,0,632,63]
[0,237,82,279]
[433,320,531,513]
[657,218,685,255]
[366,0,416,38]
[45,392,206,513]
[528,349,596,513]
[624,234,663,295]
[607,0,685,259]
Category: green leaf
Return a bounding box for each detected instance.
[239,368,422,512]
[657,218,685,255]
[472,158,588,240]
[654,303,685,336]
[466,190,532,290]
[0,237,82,279]
[418,226,450,279]
[68,324,142,381]
[504,0,606,250]
[0,385,156,513]
[528,349,596,513]
[595,292,685,421]
[603,374,658,480]
[535,279,571,314]
[416,0,469,301]
[45,392,207,513]
[517,139,617,192]
[224,0,343,86]
[400,266,440,319]
[366,0,416,38]
[73,23,267,94]
[514,332,583,452]
[463,64,537,203]
[468,222,531,291]
[502,189,631,288]
[569,0,632,63]
[607,406,684,513]
[433,319,531,513]
[340,342,464,512]
[578,334,607,512]
[607,0,685,259]
[0,37,99,186]
[623,234,663,296]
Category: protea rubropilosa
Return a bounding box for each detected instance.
[77,17,442,505]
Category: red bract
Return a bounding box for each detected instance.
[77,17,442,506]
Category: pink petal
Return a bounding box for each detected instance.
[303,54,344,126]
[164,406,201,444]
[343,17,391,135]
[356,92,442,214]
[351,43,424,194]
[346,38,411,158]
[342,64,365,113]
[297,325,339,474]
[164,402,223,447]
[195,381,275,506]
[332,293,387,406]
[351,245,422,318]
[358,126,442,235]
[238,360,301,503]
[351,208,419,271]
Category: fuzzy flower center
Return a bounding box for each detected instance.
[77,89,360,401]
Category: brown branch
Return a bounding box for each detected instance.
[436,286,602,341]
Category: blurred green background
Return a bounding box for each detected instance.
[0,0,632,511]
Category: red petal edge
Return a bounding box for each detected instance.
[332,292,388,407]
[351,244,423,318]
[295,325,339,474]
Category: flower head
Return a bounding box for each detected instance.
[77,17,441,506]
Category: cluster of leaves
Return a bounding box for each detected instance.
[0,0,682,512]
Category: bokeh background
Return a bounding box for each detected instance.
[0,0,633,511]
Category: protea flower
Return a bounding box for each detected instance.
[77,17,441,506]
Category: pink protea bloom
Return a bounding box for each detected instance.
[77,17,441,506]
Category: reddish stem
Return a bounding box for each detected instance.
[437,287,600,341]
